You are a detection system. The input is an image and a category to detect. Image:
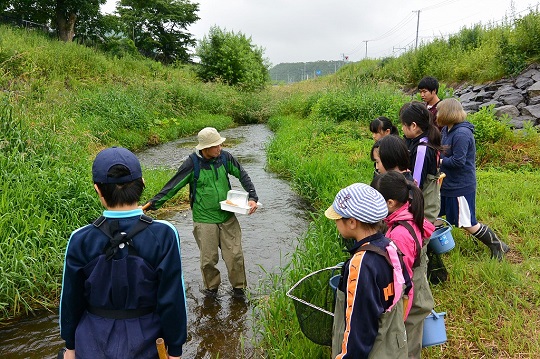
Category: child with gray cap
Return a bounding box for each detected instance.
[59,147,187,359]
[326,183,408,359]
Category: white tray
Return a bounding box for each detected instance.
[220,200,251,214]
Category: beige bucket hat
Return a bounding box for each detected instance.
[195,127,226,150]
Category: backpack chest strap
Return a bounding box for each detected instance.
[93,215,153,260]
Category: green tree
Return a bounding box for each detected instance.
[117,0,199,64]
[196,26,270,91]
[1,0,105,41]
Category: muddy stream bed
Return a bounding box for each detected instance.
[0,124,309,358]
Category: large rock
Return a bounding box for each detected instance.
[527,82,540,98]
[459,91,478,102]
[529,96,540,106]
[462,101,482,112]
[509,116,535,129]
[494,105,520,119]
[522,104,540,118]
[475,90,496,101]
[515,76,535,89]
[493,85,521,100]
[518,68,540,79]
[479,100,502,109]
[500,92,525,106]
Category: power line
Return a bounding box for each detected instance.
[346,12,415,55]
[347,0,540,61]
[368,12,416,42]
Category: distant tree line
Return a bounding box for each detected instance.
[0,0,199,64]
[269,60,347,84]
[1,0,270,91]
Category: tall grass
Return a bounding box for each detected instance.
[256,113,540,358]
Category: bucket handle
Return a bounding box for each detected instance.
[430,309,447,319]
[435,218,453,230]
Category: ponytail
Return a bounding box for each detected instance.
[371,171,424,231]
[407,183,425,231]
[399,101,442,148]
[370,116,399,136]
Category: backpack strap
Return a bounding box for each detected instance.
[189,152,231,208]
[414,137,441,187]
[358,242,407,312]
[412,137,428,186]
[392,221,422,268]
[188,153,200,209]
[93,215,153,261]
[218,152,231,190]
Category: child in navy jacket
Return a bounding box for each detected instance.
[437,98,510,260]
[59,147,187,359]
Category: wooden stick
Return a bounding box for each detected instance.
[142,202,152,211]
[156,338,168,359]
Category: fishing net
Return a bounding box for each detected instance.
[286,266,342,346]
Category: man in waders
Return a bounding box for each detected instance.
[325,183,409,359]
[144,127,258,298]
[59,147,187,359]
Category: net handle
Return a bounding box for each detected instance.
[286,266,342,317]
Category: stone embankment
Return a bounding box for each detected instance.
[454,63,540,129]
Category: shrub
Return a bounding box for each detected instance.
[513,10,540,60]
[227,90,273,124]
[196,26,270,91]
[468,105,511,144]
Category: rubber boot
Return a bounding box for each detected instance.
[472,224,510,261]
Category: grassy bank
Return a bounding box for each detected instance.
[0,25,272,319]
[254,106,540,357]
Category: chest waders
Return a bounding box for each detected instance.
[391,220,434,358]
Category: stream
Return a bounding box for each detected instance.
[0,124,309,358]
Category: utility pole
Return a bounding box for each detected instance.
[414,10,421,50]
[363,40,369,59]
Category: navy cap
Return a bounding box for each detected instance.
[92,147,142,184]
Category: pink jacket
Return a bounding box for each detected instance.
[384,203,435,317]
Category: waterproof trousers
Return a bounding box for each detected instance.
[332,289,408,359]
[406,245,435,358]
[193,215,247,290]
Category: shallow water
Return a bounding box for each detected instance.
[0,124,309,358]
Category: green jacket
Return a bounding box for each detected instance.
[149,150,258,224]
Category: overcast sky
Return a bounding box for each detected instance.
[102,0,537,66]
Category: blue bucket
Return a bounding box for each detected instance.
[429,218,455,254]
[329,275,340,291]
[422,310,447,347]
